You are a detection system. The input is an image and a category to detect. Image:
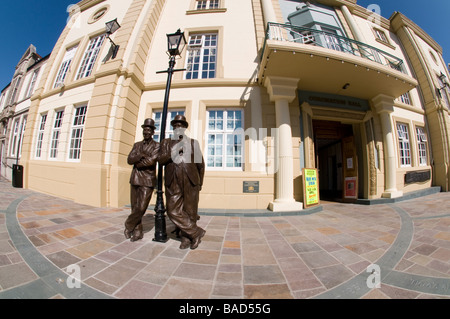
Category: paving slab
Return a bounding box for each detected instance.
[0,177,449,301]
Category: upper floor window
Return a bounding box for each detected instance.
[416,127,428,166]
[206,109,243,170]
[398,92,412,105]
[76,34,106,80]
[0,92,5,110]
[26,68,40,98]
[374,28,388,43]
[69,105,87,160]
[396,122,411,167]
[8,77,21,105]
[35,113,47,158]
[54,46,78,88]
[196,0,220,10]
[153,110,185,141]
[185,33,217,80]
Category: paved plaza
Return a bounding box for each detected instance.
[0,176,449,300]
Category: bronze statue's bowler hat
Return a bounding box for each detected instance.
[171,114,189,128]
[141,118,156,129]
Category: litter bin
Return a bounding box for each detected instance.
[12,164,23,188]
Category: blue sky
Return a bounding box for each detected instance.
[0,0,449,91]
[0,0,75,91]
[357,0,450,65]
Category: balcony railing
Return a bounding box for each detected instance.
[263,23,406,74]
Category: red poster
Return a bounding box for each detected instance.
[344,177,357,198]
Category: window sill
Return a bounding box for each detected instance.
[186,8,227,15]
[375,38,396,50]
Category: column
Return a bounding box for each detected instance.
[265,76,303,211]
[261,0,277,25]
[340,5,366,42]
[372,94,403,198]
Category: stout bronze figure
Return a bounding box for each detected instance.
[124,118,160,242]
[158,115,206,249]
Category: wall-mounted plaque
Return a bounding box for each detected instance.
[243,181,259,193]
[404,170,431,184]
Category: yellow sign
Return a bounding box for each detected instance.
[303,168,320,207]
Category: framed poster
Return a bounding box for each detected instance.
[344,177,357,199]
[303,168,320,207]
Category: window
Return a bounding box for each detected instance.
[416,127,428,166]
[17,117,27,158]
[321,27,342,52]
[8,77,21,105]
[10,119,19,156]
[374,29,388,43]
[35,114,47,158]
[0,92,5,110]
[185,33,217,80]
[26,68,40,97]
[398,92,411,105]
[54,46,78,88]
[196,0,220,10]
[76,34,106,80]
[50,110,64,159]
[206,109,243,169]
[89,7,108,24]
[153,110,185,141]
[396,123,411,167]
[69,105,87,160]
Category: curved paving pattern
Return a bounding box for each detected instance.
[0,177,449,299]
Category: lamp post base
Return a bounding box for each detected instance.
[153,190,168,243]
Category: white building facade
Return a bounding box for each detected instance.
[14,0,450,211]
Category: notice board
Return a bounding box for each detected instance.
[303,168,320,207]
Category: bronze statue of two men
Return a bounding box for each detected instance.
[124,115,206,250]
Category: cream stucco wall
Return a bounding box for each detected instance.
[15,0,449,210]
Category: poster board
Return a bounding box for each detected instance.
[303,168,320,207]
[344,177,357,199]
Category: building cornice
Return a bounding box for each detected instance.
[69,0,106,15]
[144,78,258,91]
[390,12,442,55]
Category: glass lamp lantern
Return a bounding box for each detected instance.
[167,29,187,57]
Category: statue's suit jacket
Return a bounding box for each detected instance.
[127,139,160,187]
[159,137,205,188]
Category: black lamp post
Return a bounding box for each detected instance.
[105,19,121,59]
[153,29,187,243]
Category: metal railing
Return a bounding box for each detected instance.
[263,23,405,73]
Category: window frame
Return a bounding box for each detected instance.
[398,92,412,105]
[396,122,412,167]
[196,0,220,10]
[9,119,20,157]
[26,68,40,98]
[184,33,218,80]
[68,105,88,161]
[35,113,47,158]
[49,110,65,159]
[54,45,78,88]
[415,126,428,166]
[205,108,244,171]
[17,117,27,159]
[76,34,106,80]
[152,109,186,142]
